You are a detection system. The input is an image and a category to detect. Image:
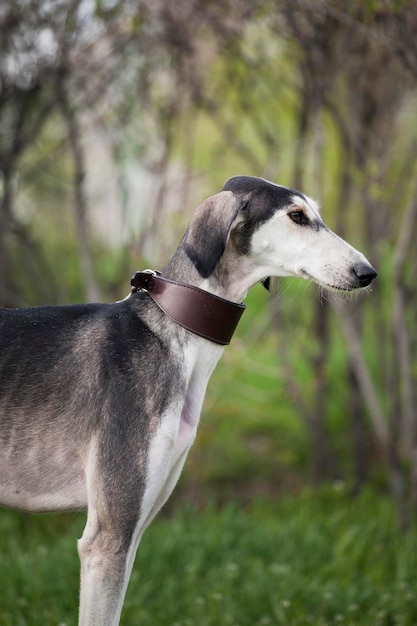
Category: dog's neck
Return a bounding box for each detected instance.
[163,244,262,304]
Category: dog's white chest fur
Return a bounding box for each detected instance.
[139,340,223,523]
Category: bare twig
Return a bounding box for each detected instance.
[332,299,388,449]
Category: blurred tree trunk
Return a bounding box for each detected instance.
[57,80,100,302]
[0,166,16,306]
[310,299,339,482]
[348,366,369,492]
[0,83,58,305]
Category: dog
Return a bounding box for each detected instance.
[0,176,377,625]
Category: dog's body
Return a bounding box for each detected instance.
[0,176,376,625]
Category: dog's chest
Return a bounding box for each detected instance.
[181,341,222,421]
[153,341,222,454]
[138,341,223,521]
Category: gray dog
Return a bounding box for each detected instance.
[0,176,376,625]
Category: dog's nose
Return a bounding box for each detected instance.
[352,263,378,287]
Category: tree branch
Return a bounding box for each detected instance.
[332,299,388,449]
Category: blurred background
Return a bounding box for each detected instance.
[1,1,417,623]
[2,0,417,516]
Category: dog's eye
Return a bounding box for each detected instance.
[288,210,308,225]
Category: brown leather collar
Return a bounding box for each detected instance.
[130,270,246,345]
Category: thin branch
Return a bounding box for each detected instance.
[332,299,388,450]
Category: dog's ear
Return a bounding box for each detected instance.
[184,191,245,278]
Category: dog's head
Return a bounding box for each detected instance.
[183,176,377,293]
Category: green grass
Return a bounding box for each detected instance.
[1,486,417,625]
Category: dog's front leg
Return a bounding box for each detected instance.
[76,414,191,625]
[77,506,141,626]
[76,435,148,626]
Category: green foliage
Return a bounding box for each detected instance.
[1,487,417,625]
